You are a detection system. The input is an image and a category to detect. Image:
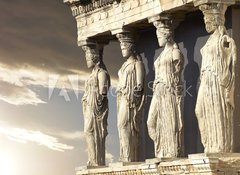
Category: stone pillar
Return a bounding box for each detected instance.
[231,4,240,152]
[193,0,237,153]
[81,39,110,166]
[147,14,185,159]
[112,29,146,162]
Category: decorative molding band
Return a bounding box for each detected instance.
[75,155,240,175]
[65,0,120,16]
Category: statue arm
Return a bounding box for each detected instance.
[135,61,145,90]
[221,36,237,108]
[98,71,109,101]
[173,49,184,94]
[134,61,145,109]
[98,71,109,95]
[227,38,237,87]
[173,49,184,132]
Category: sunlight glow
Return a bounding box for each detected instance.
[0,150,15,175]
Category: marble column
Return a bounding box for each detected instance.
[113,29,146,162]
[193,0,237,153]
[147,15,184,158]
[81,41,110,166]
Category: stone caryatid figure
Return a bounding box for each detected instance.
[116,32,146,162]
[82,43,110,166]
[195,2,237,153]
[147,18,184,158]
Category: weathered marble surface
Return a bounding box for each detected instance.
[82,44,110,166]
[116,31,146,162]
[194,1,237,153]
[159,153,240,175]
[76,154,240,175]
[63,0,240,169]
[147,17,184,158]
[76,161,159,175]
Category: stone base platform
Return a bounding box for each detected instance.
[76,154,240,175]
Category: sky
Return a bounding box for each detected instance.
[0,1,124,175]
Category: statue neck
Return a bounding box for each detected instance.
[93,63,100,72]
[164,42,173,50]
[127,55,136,62]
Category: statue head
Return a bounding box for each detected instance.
[82,45,100,69]
[154,19,173,47]
[116,32,137,58]
[200,3,227,33]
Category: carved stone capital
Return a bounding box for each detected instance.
[116,31,135,44]
[193,0,235,23]
[81,39,109,63]
[79,39,96,47]
[194,0,235,33]
[148,13,184,31]
[148,14,172,24]
[195,1,233,15]
[193,0,235,7]
[113,28,137,51]
[111,27,134,36]
[150,15,174,43]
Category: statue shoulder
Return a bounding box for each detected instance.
[172,48,183,62]
[97,68,110,87]
[220,34,237,65]
[135,59,144,66]
[97,68,109,79]
[135,59,145,71]
[220,34,236,49]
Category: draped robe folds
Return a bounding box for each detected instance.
[117,59,145,162]
[82,67,110,166]
[147,46,184,158]
[195,26,237,153]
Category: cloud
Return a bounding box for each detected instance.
[0,63,90,105]
[0,60,118,106]
[58,131,85,140]
[0,126,74,152]
[0,0,86,106]
[0,0,120,106]
[0,80,45,105]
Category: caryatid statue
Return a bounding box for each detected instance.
[116,31,146,162]
[82,43,110,166]
[194,2,237,153]
[147,17,184,158]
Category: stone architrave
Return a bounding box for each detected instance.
[81,42,111,166]
[147,16,184,158]
[116,31,146,162]
[194,1,237,153]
